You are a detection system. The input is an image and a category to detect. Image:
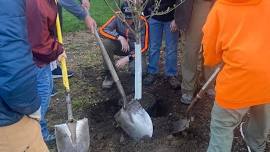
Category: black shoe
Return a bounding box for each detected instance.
[143,74,157,86]
[52,66,74,79]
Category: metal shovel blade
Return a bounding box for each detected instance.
[115,99,153,140]
[55,118,90,152]
[172,118,191,134]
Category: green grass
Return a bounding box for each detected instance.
[62,0,120,32]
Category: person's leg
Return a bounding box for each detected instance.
[129,53,147,76]
[144,18,163,85]
[163,21,179,77]
[36,64,54,142]
[147,18,163,75]
[242,104,270,152]
[102,38,124,72]
[207,102,249,152]
[181,0,213,103]
[102,38,124,88]
[0,117,48,152]
[163,21,180,89]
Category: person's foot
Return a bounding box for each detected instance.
[44,134,56,144]
[240,122,252,152]
[51,87,58,97]
[180,93,193,105]
[143,74,157,86]
[52,66,74,79]
[167,76,181,89]
[102,75,114,89]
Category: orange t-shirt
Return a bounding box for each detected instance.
[202,0,270,109]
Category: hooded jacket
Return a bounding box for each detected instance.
[0,0,40,126]
[202,0,270,109]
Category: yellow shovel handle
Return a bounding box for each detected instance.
[55,10,70,92]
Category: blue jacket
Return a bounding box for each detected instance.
[0,0,40,127]
[59,0,87,20]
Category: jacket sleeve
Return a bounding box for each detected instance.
[0,0,40,115]
[174,0,194,30]
[202,5,222,67]
[99,16,119,40]
[26,0,64,63]
[140,16,149,53]
[58,0,87,20]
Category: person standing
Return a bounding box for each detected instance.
[143,0,180,89]
[0,0,48,151]
[203,0,270,151]
[175,0,215,104]
[26,0,67,143]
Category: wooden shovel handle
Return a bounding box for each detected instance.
[94,29,128,108]
[186,64,223,114]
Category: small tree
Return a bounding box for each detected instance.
[104,0,185,99]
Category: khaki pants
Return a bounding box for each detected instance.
[0,116,49,152]
[181,0,213,95]
[208,103,270,152]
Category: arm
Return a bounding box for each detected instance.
[99,16,120,40]
[58,0,87,20]
[202,6,222,66]
[27,0,63,63]
[58,0,96,33]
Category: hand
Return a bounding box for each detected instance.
[58,51,67,61]
[118,36,129,52]
[170,20,178,32]
[29,107,41,121]
[81,0,90,10]
[116,56,129,69]
[84,16,97,34]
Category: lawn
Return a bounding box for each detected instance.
[62,0,120,32]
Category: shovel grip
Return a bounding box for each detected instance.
[94,29,128,108]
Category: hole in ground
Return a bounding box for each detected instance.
[147,99,170,118]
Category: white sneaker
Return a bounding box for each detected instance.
[240,122,252,152]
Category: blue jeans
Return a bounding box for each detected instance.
[36,64,53,139]
[147,18,179,76]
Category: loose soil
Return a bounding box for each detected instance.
[47,31,269,152]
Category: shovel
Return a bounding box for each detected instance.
[94,29,153,140]
[54,12,90,152]
[173,64,223,133]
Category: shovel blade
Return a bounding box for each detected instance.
[115,100,153,140]
[55,118,90,152]
[172,118,190,134]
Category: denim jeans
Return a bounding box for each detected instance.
[36,64,53,139]
[147,18,179,76]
